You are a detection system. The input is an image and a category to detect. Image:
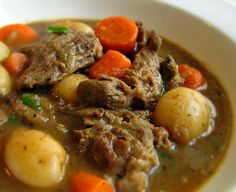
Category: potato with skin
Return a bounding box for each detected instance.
[4,128,68,187]
[154,87,212,144]
[52,20,94,34]
[52,74,88,103]
[0,64,12,97]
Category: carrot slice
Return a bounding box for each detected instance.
[95,16,138,53]
[4,52,29,76]
[178,64,205,89]
[89,50,131,79]
[70,171,113,192]
[0,24,38,46]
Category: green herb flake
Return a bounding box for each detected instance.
[22,93,41,111]
[213,141,221,153]
[56,123,68,134]
[159,151,174,160]
[159,151,176,169]
[210,137,222,154]
[161,81,166,95]
[7,115,19,123]
[48,26,69,34]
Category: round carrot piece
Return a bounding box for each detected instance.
[70,171,113,192]
[178,64,205,89]
[4,52,29,76]
[0,24,38,46]
[95,16,138,53]
[89,50,131,79]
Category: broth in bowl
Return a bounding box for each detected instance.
[0,17,232,192]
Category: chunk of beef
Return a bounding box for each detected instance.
[10,94,56,128]
[135,22,151,51]
[160,55,183,91]
[125,31,162,110]
[123,109,151,121]
[75,108,131,172]
[17,30,103,89]
[135,22,162,53]
[152,126,173,151]
[77,75,133,109]
[74,108,160,192]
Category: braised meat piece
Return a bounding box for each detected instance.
[74,108,169,192]
[77,75,133,109]
[9,94,56,128]
[135,22,162,52]
[160,55,183,91]
[17,30,103,89]
[125,31,162,109]
[152,126,173,150]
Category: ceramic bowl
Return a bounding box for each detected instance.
[0,0,235,191]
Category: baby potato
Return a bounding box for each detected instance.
[0,64,12,97]
[0,41,10,62]
[52,20,94,34]
[154,87,212,144]
[52,74,88,103]
[4,128,68,187]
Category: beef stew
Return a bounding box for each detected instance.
[0,17,232,192]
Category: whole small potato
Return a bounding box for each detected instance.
[4,128,68,187]
[52,74,88,103]
[0,64,12,97]
[154,87,212,144]
[52,20,94,34]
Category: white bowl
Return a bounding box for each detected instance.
[0,0,235,191]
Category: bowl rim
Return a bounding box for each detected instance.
[158,0,236,43]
